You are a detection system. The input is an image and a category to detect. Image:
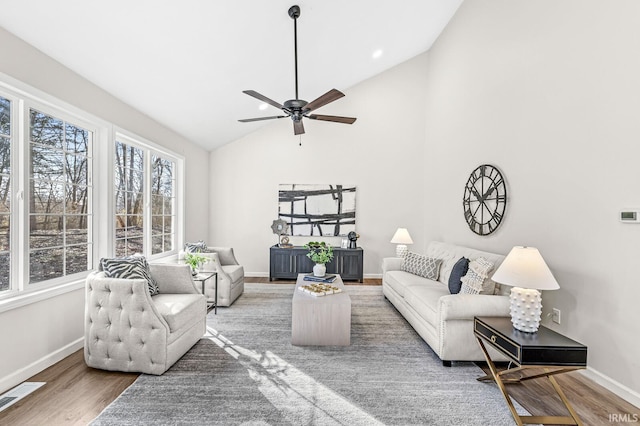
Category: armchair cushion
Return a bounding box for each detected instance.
[153,294,205,332]
[100,256,159,295]
[185,240,208,253]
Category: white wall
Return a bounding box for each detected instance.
[209,53,430,276]
[0,27,209,392]
[423,0,640,404]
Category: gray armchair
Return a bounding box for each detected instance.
[200,247,244,307]
[84,264,206,375]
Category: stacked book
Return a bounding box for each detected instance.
[298,282,343,297]
[303,273,337,283]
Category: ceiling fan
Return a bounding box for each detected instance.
[238,5,356,136]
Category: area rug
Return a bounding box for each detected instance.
[92,283,529,425]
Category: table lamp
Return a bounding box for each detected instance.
[491,246,560,333]
[390,228,413,258]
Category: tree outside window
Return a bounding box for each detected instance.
[29,109,92,283]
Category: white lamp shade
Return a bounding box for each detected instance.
[491,246,560,290]
[390,228,414,244]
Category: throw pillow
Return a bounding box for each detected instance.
[185,240,207,253]
[100,256,159,296]
[401,252,442,280]
[460,257,495,295]
[448,257,469,294]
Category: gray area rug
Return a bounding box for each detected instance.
[92,283,528,425]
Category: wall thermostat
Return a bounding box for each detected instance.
[619,210,640,223]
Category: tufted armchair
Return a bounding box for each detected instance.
[84,264,206,375]
[200,247,244,307]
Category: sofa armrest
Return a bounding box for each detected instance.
[382,257,403,274]
[439,294,510,321]
[149,264,200,294]
[201,252,232,282]
[85,272,170,373]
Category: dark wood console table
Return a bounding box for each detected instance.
[269,246,363,282]
[474,316,587,425]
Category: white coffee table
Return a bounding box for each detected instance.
[291,274,351,346]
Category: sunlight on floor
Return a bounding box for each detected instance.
[206,326,384,426]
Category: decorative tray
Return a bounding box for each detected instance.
[298,283,343,297]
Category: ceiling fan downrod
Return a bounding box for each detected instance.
[288,5,301,101]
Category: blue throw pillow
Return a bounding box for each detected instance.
[448,257,469,294]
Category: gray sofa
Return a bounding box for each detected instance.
[383,241,510,365]
[85,264,206,375]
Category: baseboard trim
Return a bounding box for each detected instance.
[245,272,269,278]
[580,367,640,409]
[0,337,84,394]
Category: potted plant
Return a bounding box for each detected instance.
[184,252,209,276]
[304,241,334,277]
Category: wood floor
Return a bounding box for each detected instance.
[2,278,638,425]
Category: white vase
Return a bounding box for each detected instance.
[313,263,326,277]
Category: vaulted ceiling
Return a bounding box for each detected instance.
[0,0,463,150]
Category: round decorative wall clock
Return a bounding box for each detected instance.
[463,164,507,236]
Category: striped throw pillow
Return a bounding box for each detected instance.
[100,256,159,296]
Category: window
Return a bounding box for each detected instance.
[151,155,175,254]
[114,142,144,257]
[0,77,183,308]
[114,138,176,258]
[29,109,93,283]
[0,96,11,292]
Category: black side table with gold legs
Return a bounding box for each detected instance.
[474,316,587,426]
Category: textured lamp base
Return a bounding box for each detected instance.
[509,287,542,333]
[396,244,408,258]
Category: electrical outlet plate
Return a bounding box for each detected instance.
[552,308,561,324]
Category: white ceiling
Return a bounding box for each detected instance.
[0,0,462,150]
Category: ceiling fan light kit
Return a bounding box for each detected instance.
[239,5,357,136]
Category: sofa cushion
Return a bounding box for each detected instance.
[404,284,450,326]
[385,270,434,298]
[152,294,204,333]
[460,257,495,295]
[401,252,442,280]
[448,257,469,294]
[100,256,159,296]
[222,265,244,283]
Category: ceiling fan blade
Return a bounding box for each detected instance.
[238,115,287,123]
[293,120,305,135]
[308,114,357,124]
[304,89,345,112]
[242,90,284,110]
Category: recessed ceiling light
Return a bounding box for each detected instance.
[259,103,269,111]
[372,49,383,59]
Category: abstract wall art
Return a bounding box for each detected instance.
[278,184,356,236]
